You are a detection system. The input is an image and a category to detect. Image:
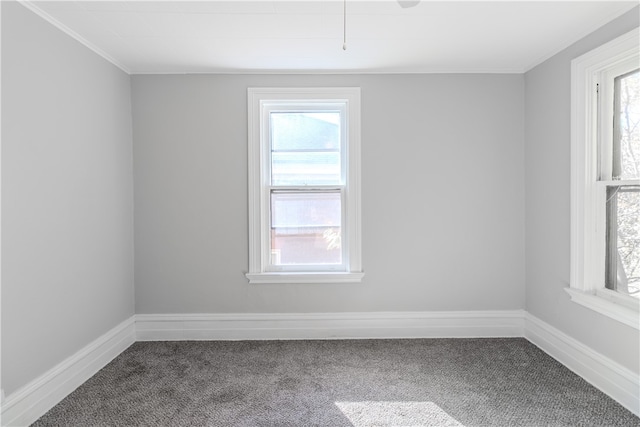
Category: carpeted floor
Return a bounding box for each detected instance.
[32,338,639,426]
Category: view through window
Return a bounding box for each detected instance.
[270,112,343,267]
[606,69,640,298]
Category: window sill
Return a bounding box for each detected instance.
[565,287,639,329]
[245,272,364,284]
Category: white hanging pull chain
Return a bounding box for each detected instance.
[343,0,347,50]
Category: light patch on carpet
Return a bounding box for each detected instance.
[335,401,463,427]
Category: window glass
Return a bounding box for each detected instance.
[613,69,640,180]
[605,67,640,298]
[270,191,342,266]
[605,185,640,298]
[270,112,341,186]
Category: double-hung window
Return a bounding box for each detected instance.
[569,28,640,328]
[246,88,363,284]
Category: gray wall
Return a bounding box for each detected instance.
[132,74,525,314]
[524,7,640,374]
[1,3,134,395]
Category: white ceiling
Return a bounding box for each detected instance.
[24,0,639,74]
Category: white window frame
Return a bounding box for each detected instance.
[569,28,640,329]
[246,87,363,284]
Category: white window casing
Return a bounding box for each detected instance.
[569,27,639,329]
[246,87,363,284]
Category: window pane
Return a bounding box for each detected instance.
[271,191,342,266]
[605,185,640,298]
[272,152,341,186]
[613,69,640,180]
[270,112,341,185]
[271,112,340,151]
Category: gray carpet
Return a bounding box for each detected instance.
[32,338,639,426]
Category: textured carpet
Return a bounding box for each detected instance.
[32,338,639,426]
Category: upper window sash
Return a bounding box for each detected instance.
[597,58,639,181]
[262,102,348,188]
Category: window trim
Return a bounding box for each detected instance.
[246,87,363,284]
[569,28,639,329]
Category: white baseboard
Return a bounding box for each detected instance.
[524,312,639,416]
[135,310,526,341]
[1,317,136,427]
[2,310,637,426]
